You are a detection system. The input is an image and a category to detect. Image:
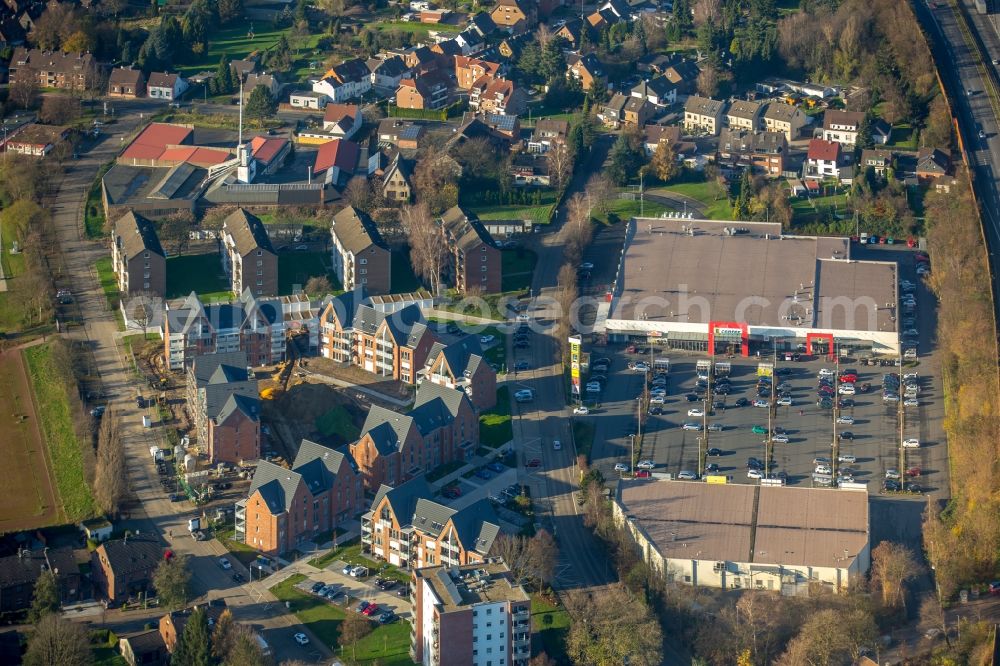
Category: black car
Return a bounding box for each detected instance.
[839,431,854,440]
[713,400,726,410]
[648,405,663,415]
[839,398,854,408]
[685,393,700,402]
[883,479,901,492]
[714,385,730,395]
[707,447,723,456]
[734,397,749,407]
[136,395,145,408]
[705,463,720,473]
[775,367,792,376]
[232,573,244,583]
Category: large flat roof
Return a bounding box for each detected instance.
[617,481,869,570]
[416,562,528,612]
[610,218,897,335]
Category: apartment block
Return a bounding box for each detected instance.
[411,562,531,666]
[418,336,497,411]
[440,206,502,294]
[236,440,364,556]
[331,206,392,294]
[220,208,278,297]
[111,211,166,296]
[185,352,260,464]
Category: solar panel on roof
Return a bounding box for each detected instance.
[399,126,422,140]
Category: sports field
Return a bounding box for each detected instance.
[0,351,59,531]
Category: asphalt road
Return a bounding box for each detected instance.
[44,100,327,662]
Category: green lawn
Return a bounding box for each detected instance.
[315,404,360,441]
[480,386,512,448]
[94,257,119,310]
[790,191,852,225]
[481,325,506,368]
[215,526,261,569]
[279,251,341,295]
[649,181,734,220]
[391,249,423,294]
[84,163,113,239]
[0,213,25,281]
[887,124,918,150]
[175,20,294,76]
[309,539,364,570]
[468,190,559,224]
[593,197,670,225]
[374,20,462,36]
[501,249,537,293]
[532,594,572,665]
[24,344,97,523]
[165,253,231,300]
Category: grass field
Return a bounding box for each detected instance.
[374,20,462,36]
[315,404,360,440]
[271,573,411,664]
[23,344,96,523]
[887,124,919,150]
[593,198,671,225]
[0,351,60,531]
[176,20,293,76]
[532,594,572,664]
[649,181,734,220]
[165,253,231,300]
[480,386,512,447]
[279,251,341,295]
[94,257,120,309]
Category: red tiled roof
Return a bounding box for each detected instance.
[324,103,359,124]
[314,139,359,174]
[807,138,840,162]
[158,146,232,166]
[250,136,289,165]
[121,123,193,161]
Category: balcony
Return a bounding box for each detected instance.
[513,608,530,621]
[362,534,372,544]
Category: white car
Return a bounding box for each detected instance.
[218,558,232,570]
[902,328,919,337]
[579,262,594,270]
[776,396,793,406]
[904,348,918,359]
[676,470,698,480]
[815,464,832,475]
[294,632,310,645]
[573,406,589,415]
[480,334,496,344]
[836,415,855,425]
[650,388,667,396]
[614,462,629,472]
[682,422,702,431]
[838,384,856,395]
[636,460,655,470]
[771,434,789,444]
[839,454,857,463]
[687,407,705,417]
[752,399,770,408]
[885,468,901,479]
[904,398,919,408]
[514,389,534,403]
[649,395,666,405]
[904,373,919,381]
[553,440,562,450]
[818,368,834,377]
[747,469,764,479]
[903,438,921,448]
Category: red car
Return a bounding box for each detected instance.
[915,252,930,264]
[526,458,542,468]
[363,603,379,616]
[840,373,858,384]
[906,467,922,477]
[634,470,651,478]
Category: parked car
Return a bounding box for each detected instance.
[526,458,542,468]
[682,422,702,431]
[514,389,534,403]
[636,460,655,470]
[838,454,857,464]
[294,633,310,646]
[311,581,325,594]
[356,601,371,613]
[362,603,379,616]
[218,558,232,570]
[751,425,769,434]
[707,447,723,456]
[677,470,698,480]
[614,462,629,472]
[573,406,589,415]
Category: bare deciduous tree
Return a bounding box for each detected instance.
[94,407,126,516]
[304,276,334,295]
[548,140,575,192]
[403,203,446,295]
[339,611,373,660]
[23,614,90,666]
[10,71,38,110]
[871,541,922,610]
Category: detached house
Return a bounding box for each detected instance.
[916,147,951,183]
[350,381,478,490]
[821,110,866,147]
[322,103,362,140]
[566,53,606,92]
[382,153,414,202]
[91,536,162,604]
[528,118,569,153]
[108,67,145,98]
[237,440,364,556]
[630,76,677,108]
[763,102,807,141]
[717,128,787,177]
[220,208,278,297]
[440,206,503,294]
[330,206,392,294]
[419,335,498,410]
[455,56,501,91]
[0,546,81,614]
[313,58,372,102]
[684,96,727,135]
[147,72,188,100]
[186,352,260,464]
[490,0,536,32]
[804,138,842,180]
[362,476,503,568]
[111,211,166,296]
[860,148,893,177]
[601,93,653,128]
[726,99,764,132]
[469,77,526,115]
[395,75,450,110]
[367,56,408,89]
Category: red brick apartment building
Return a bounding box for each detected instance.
[350,382,478,491]
[439,206,502,294]
[185,352,260,464]
[91,537,163,604]
[419,336,497,411]
[361,476,502,569]
[111,211,166,296]
[237,440,364,556]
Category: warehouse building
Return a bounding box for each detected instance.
[613,480,870,594]
[598,218,901,356]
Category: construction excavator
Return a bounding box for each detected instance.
[260,328,309,399]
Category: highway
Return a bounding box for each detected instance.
[922,0,1000,307]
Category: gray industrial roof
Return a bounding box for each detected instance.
[610,218,897,334]
[616,481,869,570]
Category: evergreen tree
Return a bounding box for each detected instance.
[245,84,277,119]
[28,571,60,623]
[214,56,233,95]
[173,607,212,666]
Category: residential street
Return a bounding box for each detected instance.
[46,104,329,662]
